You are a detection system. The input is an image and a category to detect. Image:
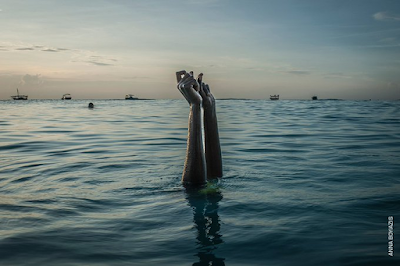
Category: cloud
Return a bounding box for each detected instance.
[42,48,59,52]
[246,67,265,71]
[379,37,397,43]
[41,47,70,52]
[16,47,35,51]
[2,42,117,66]
[88,61,114,66]
[187,0,221,5]
[373,11,400,21]
[387,82,400,88]
[286,70,310,75]
[86,55,117,66]
[20,74,44,86]
[72,53,118,67]
[323,72,352,79]
[357,43,400,49]
[8,44,70,52]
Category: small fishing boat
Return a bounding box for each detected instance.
[125,94,138,100]
[270,95,279,101]
[62,94,72,100]
[11,88,28,100]
[312,96,318,100]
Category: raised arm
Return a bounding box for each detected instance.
[177,72,207,186]
[199,80,223,178]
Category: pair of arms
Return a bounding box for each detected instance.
[176,70,223,186]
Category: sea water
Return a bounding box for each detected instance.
[0,99,399,266]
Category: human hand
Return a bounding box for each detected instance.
[198,74,215,110]
[177,70,202,105]
[176,70,187,83]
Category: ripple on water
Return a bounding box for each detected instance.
[0,100,399,266]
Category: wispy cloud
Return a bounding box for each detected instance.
[373,11,400,21]
[323,72,352,79]
[42,48,59,52]
[88,61,113,66]
[1,42,116,66]
[187,0,222,5]
[87,55,117,66]
[379,37,397,43]
[16,47,35,51]
[41,47,70,52]
[1,43,70,52]
[357,43,400,49]
[72,53,118,67]
[285,70,310,75]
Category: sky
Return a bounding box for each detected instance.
[0,0,400,100]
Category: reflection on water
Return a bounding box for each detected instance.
[185,186,225,266]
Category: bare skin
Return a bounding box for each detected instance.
[176,70,223,186]
[199,81,223,178]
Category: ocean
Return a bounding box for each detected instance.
[0,99,399,266]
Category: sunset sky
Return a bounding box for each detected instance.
[1,0,399,100]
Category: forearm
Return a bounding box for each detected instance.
[182,103,207,185]
[203,105,223,178]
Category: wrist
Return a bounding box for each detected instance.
[190,103,202,112]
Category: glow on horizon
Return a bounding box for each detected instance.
[0,0,400,100]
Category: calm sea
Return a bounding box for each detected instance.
[0,99,399,266]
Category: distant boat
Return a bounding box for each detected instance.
[62,94,72,100]
[125,94,138,100]
[11,88,28,100]
[312,96,318,100]
[270,95,279,101]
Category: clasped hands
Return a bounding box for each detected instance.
[176,70,215,109]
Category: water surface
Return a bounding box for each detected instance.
[0,99,399,265]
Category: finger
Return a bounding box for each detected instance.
[182,78,196,90]
[179,80,201,104]
[185,83,202,101]
[199,84,207,99]
[182,78,199,92]
[192,79,199,92]
[181,78,199,101]
[177,75,192,103]
[176,70,186,83]
[197,73,203,86]
[204,84,211,95]
[177,73,192,94]
[179,73,192,85]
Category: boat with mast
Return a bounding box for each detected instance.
[11,88,28,100]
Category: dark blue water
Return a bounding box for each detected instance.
[0,99,399,265]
